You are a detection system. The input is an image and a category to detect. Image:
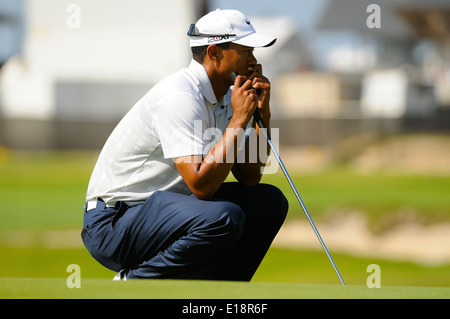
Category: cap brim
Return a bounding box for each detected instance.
[233,33,276,48]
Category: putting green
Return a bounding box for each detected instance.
[1,150,449,303]
[1,278,449,299]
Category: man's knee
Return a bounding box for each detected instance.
[174,201,245,265]
[259,183,289,218]
[273,185,289,216]
[203,201,245,241]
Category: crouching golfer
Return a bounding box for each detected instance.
[81,9,288,281]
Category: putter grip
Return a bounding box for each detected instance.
[231,72,271,140]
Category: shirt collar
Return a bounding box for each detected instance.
[189,59,217,105]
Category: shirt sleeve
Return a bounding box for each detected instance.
[153,93,209,159]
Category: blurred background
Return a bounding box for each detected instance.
[0,0,449,289]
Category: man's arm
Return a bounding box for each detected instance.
[231,65,272,186]
[174,75,258,200]
[231,115,270,186]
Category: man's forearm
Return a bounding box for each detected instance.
[232,116,271,186]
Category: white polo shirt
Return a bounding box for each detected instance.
[86,60,234,207]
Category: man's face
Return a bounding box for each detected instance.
[220,43,257,77]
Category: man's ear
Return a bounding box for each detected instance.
[206,44,222,64]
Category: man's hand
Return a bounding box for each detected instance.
[248,64,271,125]
[229,64,271,186]
[231,64,271,128]
[230,74,258,127]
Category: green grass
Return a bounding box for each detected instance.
[0,151,96,230]
[0,149,449,298]
[1,278,449,299]
[1,150,449,231]
[1,245,449,289]
[260,169,450,229]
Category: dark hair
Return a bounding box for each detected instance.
[191,42,231,63]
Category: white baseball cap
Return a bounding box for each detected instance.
[188,9,276,48]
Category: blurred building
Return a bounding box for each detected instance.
[0,0,204,148]
[317,0,450,118]
[1,0,449,149]
[272,0,450,145]
[396,0,450,109]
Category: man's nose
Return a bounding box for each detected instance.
[248,51,257,65]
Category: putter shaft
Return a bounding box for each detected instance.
[231,71,345,286]
[256,111,346,286]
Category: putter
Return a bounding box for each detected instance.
[231,72,346,286]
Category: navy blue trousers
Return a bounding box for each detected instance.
[82,182,288,281]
